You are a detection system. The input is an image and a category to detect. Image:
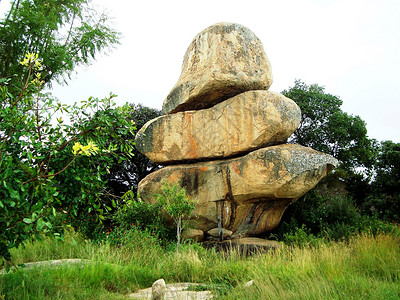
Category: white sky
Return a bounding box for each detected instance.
[1,0,399,142]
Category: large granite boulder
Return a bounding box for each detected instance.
[138,144,338,237]
[135,22,338,241]
[136,91,301,164]
[162,23,273,114]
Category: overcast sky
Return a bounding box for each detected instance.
[1,0,399,142]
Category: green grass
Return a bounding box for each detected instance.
[1,228,399,299]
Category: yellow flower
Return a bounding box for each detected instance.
[87,141,99,154]
[34,59,42,69]
[20,52,42,69]
[81,144,92,156]
[72,142,83,155]
[30,73,45,86]
[72,141,99,156]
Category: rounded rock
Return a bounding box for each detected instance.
[162,22,273,114]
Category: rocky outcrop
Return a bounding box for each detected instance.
[136,91,301,164]
[162,23,273,114]
[135,23,338,241]
[138,144,337,235]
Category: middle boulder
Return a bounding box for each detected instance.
[136,90,301,164]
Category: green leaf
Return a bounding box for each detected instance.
[36,218,45,230]
[23,218,33,224]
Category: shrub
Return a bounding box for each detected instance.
[280,191,362,235]
[111,193,175,246]
[282,224,325,247]
[154,182,196,252]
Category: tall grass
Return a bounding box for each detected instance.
[223,234,399,299]
[1,229,399,299]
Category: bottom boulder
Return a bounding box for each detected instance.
[138,144,337,238]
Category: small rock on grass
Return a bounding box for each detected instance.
[152,278,166,300]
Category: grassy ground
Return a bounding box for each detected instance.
[1,229,399,299]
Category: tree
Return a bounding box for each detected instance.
[106,104,161,196]
[154,182,195,253]
[282,80,375,173]
[0,51,131,263]
[363,141,400,221]
[373,141,400,194]
[0,0,119,93]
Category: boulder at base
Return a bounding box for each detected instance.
[138,144,338,237]
[202,237,282,254]
[136,91,300,164]
[162,22,273,114]
[181,228,204,242]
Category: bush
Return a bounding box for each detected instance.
[282,224,325,247]
[362,194,400,222]
[111,195,175,246]
[278,188,400,245]
[279,191,362,237]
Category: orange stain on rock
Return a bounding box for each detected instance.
[184,112,198,159]
[232,161,241,175]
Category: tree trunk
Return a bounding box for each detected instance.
[176,215,182,253]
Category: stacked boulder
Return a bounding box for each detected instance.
[135,23,338,241]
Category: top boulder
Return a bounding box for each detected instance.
[162,23,273,114]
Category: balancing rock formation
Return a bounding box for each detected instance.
[136,23,338,241]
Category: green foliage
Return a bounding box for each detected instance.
[279,190,361,238]
[282,79,375,172]
[106,104,161,196]
[366,141,400,221]
[154,182,196,252]
[0,54,135,261]
[0,0,120,91]
[281,224,325,247]
[111,193,175,245]
[279,188,399,243]
[374,141,400,193]
[362,194,400,222]
[346,141,400,222]
[155,182,196,223]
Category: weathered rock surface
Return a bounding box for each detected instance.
[136,91,300,164]
[152,279,166,300]
[162,23,273,114]
[130,282,213,299]
[207,228,233,239]
[182,228,204,242]
[0,259,90,274]
[138,144,338,236]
